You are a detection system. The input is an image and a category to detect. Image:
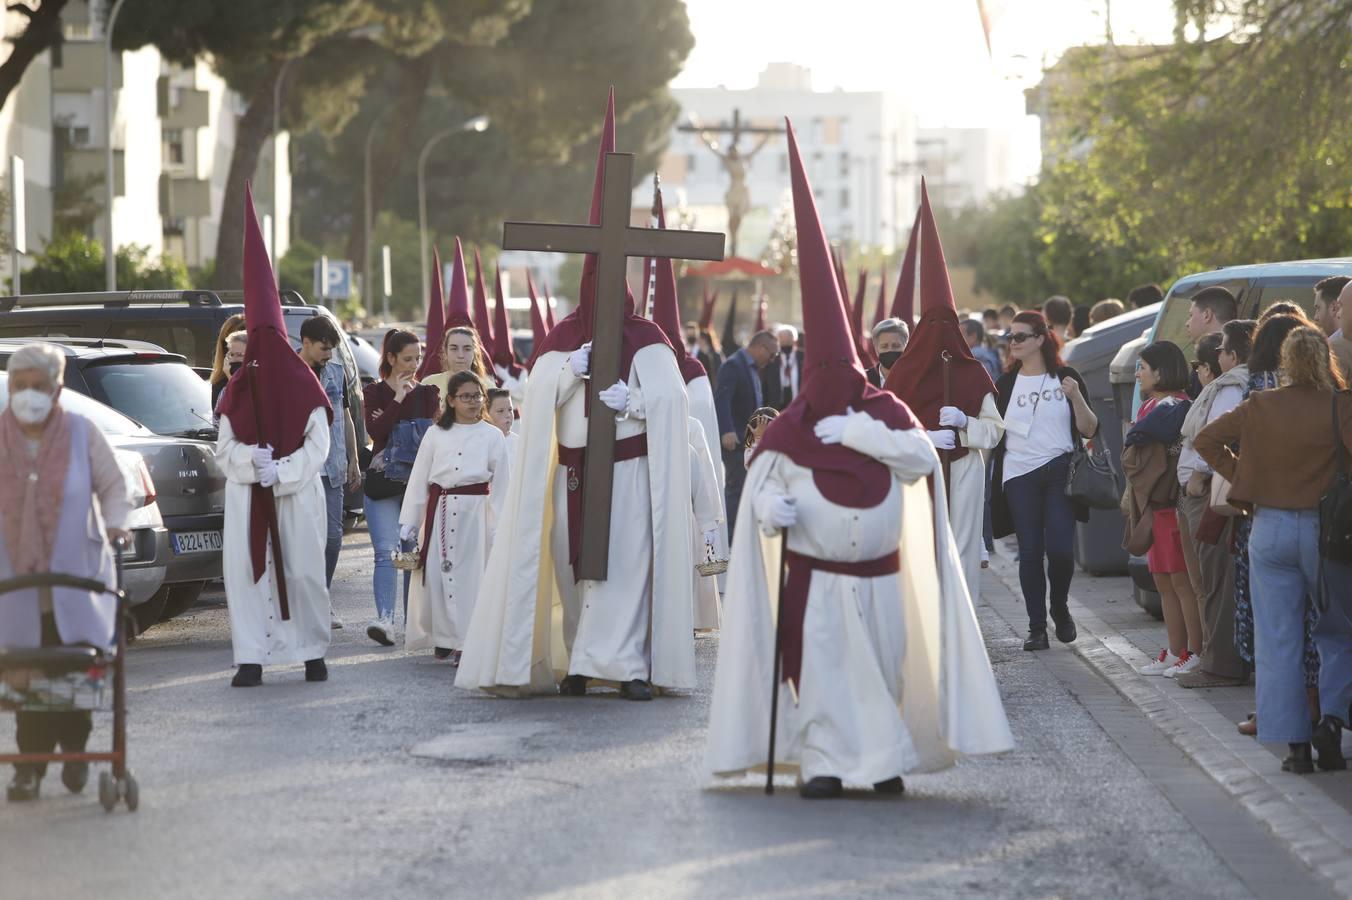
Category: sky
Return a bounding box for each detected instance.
[674,0,1179,181]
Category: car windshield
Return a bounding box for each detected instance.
[0,371,148,436]
[82,359,216,439]
[1153,278,1248,361]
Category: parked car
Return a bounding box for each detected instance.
[0,371,174,630]
[347,333,380,384]
[1112,256,1352,618]
[0,290,367,520]
[0,340,225,627]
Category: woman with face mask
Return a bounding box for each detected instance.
[1,343,132,803]
[212,331,248,414]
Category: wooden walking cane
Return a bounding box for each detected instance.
[247,362,290,621]
[766,528,788,795]
[940,350,953,503]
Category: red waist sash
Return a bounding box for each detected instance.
[419,481,490,577]
[557,433,649,583]
[780,547,902,689]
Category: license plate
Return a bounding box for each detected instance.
[172,530,222,555]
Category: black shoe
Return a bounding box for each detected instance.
[873,776,905,795]
[1051,610,1077,643]
[620,679,653,701]
[1023,629,1049,651]
[558,674,589,696]
[1281,742,1314,774]
[799,776,843,799]
[6,770,40,803]
[1312,717,1347,772]
[433,647,453,660]
[60,760,89,794]
[231,664,263,688]
[304,659,328,683]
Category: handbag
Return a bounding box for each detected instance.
[1209,472,1241,517]
[1066,431,1122,510]
[1318,393,1352,565]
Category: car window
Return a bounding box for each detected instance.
[81,359,216,439]
[103,321,209,363]
[1250,282,1317,320]
[0,371,149,436]
[1153,278,1248,361]
[0,321,89,339]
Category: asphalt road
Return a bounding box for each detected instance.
[0,531,1335,899]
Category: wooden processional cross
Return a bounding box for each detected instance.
[503,152,725,580]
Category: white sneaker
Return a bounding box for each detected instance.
[1163,652,1201,679]
[366,617,395,647]
[330,613,344,630]
[1138,649,1179,675]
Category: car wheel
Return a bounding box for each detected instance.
[129,586,171,636]
[158,581,207,622]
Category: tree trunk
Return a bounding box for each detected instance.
[0,0,68,114]
[342,55,435,280]
[212,62,283,290]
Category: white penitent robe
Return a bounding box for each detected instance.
[705,413,1013,784]
[688,417,724,630]
[400,420,510,652]
[217,408,331,667]
[687,374,728,574]
[457,343,695,695]
[950,392,1005,602]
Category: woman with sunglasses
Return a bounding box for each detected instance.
[398,370,509,666]
[990,310,1098,651]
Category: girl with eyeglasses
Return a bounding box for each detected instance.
[397,370,510,666]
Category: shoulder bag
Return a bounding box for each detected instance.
[1063,370,1122,509]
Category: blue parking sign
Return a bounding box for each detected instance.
[313,259,353,300]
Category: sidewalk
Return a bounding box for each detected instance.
[983,550,1352,898]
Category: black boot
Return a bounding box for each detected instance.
[61,760,89,794]
[231,664,263,688]
[6,769,40,803]
[1023,629,1050,651]
[1312,717,1347,772]
[1281,742,1314,774]
[558,674,589,696]
[433,647,453,660]
[1050,606,1077,643]
[873,776,905,795]
[304,659,328,683]
[799,776,843,799]
[620,679,654,701]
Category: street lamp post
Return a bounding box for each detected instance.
[270,58,294,275]
[103,0,128,292]
[416,115,489,307]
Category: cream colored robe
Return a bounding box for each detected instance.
[950,392,1005,602]
[689,417,723,630]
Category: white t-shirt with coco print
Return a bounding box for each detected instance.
[1002,372,1074,484]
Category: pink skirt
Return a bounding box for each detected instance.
[1148,508,1187,574]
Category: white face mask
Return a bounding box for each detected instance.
[10,388,54,425]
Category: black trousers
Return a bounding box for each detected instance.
[13,614,92,777]
[723,447,747,539]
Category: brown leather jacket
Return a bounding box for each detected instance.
[1121,441,1179,556]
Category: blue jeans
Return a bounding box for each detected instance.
[364,493,410,622]
[321,476,344,589]
[1003,453,1076,631]
[1250,507,1352,741]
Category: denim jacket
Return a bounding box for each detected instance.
[317,360,346,483]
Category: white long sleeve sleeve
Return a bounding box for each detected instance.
[840,414,937,483]
[958,393,1005,451]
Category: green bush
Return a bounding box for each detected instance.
[20,234,191,294]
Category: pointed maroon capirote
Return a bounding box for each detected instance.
[543,280,556,330]
[444,238,473,330]
[851,268,874,365]
[216,183,331,587]
[699,286,718,330]
[720,290,740,352]
[491,264,519,370]
[649,188,706,383]
[872,263,888,327]
[639,256,653,318]
[471,248,494,349]
[890,206,921,322]
[527,272,548,346]
[753,294,767,333]
[416,247,446,380]
[916,178,957,314]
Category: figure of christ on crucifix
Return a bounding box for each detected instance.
[679,109,783,257]
[456,92,725,702]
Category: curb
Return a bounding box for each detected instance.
[985,552,1352,899]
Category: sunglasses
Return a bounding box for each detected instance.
[1008,332,1040,344]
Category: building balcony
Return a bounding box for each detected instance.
[159,173,211,218]
[65,147,123,196]
[157,79,210,129]
[52,41,122,92]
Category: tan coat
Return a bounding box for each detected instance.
[1121,441,1178,557]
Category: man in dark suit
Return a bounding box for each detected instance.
[761,325,804,411]
[865,318,909,387]
[714,329,777,536]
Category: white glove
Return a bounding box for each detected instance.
[938,406,968,429]
[764,494,798,529]
[257,458,279,488]
[599,380,629,413]
[251,444,274,468]
[927,429,956,451]
[569,342,592,377]
[399,524,419,543]
[813,413,850,445]
[702,529,719,547]
[493,363,511,382]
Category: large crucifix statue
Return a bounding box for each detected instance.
[679,108,784,257]
[503,152,724,580]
